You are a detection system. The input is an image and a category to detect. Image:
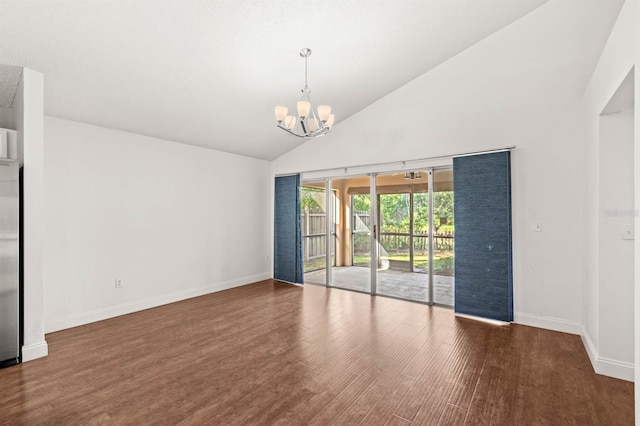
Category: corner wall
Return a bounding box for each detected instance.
[43,117,272,332]
[12,69,48,361]
[582,0,638,384]
[596,108,634,379]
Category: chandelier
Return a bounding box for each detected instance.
[274,48,335,138]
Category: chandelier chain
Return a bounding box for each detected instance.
[304,55,309,91]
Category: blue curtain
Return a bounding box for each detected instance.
[274,175,304,284]
[453,151,512,322]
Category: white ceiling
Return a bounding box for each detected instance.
[0,0,564,159]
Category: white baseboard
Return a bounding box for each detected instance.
[580,327,634,382]
[581,327,599,372]
[45,272,271,333]
[22,341,48,362]
[597,357,635,381]
[514,312,582,335]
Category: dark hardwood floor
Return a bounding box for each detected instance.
[0,280,633,425]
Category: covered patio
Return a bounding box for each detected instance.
[304,266,454,306]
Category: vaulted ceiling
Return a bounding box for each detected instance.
[0,64,22,108]
[0,0,621,160]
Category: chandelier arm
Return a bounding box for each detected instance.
[309,128,330,137]
[276,124,307,138]
[276,124,330,139]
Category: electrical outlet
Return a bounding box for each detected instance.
[115,279,123,288]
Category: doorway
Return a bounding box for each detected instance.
[302,168,454,307]
[373,169,454,305]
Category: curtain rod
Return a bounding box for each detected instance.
[274,146,515,177]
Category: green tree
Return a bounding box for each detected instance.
[352,194,370,212]
[433,191,454,232]
[351,195,371,234]
[380,194,410,233]
[301,187,324,212]
[413,193,429,233]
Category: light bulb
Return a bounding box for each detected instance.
[309,117,319,132]
[297,100,311,118]
[318,105,331,122]
[274,106,288,122]
[326,114,335,128]
[285,115,296,130]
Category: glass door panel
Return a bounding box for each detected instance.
[433,169,454,306]
[375,172,427,302]
[351,194,371,267]
[301,182,328,285]
[379,193,411,272]
[412,191,429,274]
[304,175,371,293]
[333,188,371,293]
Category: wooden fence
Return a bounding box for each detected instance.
[302,208,327,260]
[302,208,454,261]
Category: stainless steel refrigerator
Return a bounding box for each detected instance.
[0,159,20,367]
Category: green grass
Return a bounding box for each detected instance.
[304,257,327,273]
[353,250,454,276]
[307,251,455,276]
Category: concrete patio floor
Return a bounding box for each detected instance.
[304,266,454,306]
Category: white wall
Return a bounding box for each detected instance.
[598,109,634,369]
[0,107,11,129]
[273,0,607,335]
[583,0,638,384]
[43,117,271,332]
[12,69,48,361]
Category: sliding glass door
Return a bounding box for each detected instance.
[413,191,430,275]
[301,181,336,286]
[351,194,372,268]
[432,169,455,305]
[302,168,454,307]
[331,176,372,293]
[375,171,427,302]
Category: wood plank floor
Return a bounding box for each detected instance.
[0,280,633,425]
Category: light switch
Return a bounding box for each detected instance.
[534,222,542,232]
[622,224,634,240]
